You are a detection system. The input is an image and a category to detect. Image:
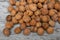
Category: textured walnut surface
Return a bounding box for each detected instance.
[0,0,60,40]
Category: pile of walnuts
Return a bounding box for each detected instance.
[3,0,60,36]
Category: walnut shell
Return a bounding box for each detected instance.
[23,28,31,35]
[20,1,26,6]
[15,1,20,6]
[36,22,41,27]
[27,0,33,4]
[3,28,10,36]
[29,4,37,11]
[37,3,42,8]
[20,23,26,30]
[5,22,13,29]
[23,15,31,23]
[8,5,14,12]
[35,16,41,22]
[19,6,25,12]
[26,10,33,16]
[12,17,18,24]
[41,8,48,15]
[30,19,36,26]
[6,15,12,21]
[47,2,54,9]
[41,16,49,22]
[33,0,38,3]
[51,14,58,21]
[11,9,17,16]
[9,0,16,5]
[49,20,55,27]
[37,28,44,35]
[49,9,56,16]
[42,23,49,29]
[47,27,54,34]
[34,10,41,16]
[55,3,60,10]
[14,27,21,34]
[15,12,22,20]
[19,19,24,24]
[26,22,30,27]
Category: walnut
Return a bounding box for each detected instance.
[11,9,17,16]
[24,11,28,16]
[14,27,21,34]
[31,15,36,19]
[51,14,58,21]
[12,17,18,24]
[43,4,48,9]
[41,15,49,22]
[55,2,60,10]
[35,16,41,22]
[3,28,10,36]
[29,4,37,11]
[37,3,42,8]
[19,19,24,24]
[49,0,55,3]
[16,1,20,6]
[25,5,30,10]
[9,0,16,5]
[8,5,14,12]
[49,20,55,27]
[6,15,12,21]
[40,15,43,19]
[23,15,31,23]
[26,22,30,27]
[37,28,44,35]
[20,23,26,30]
[40,8,48,15]
[42,23,49,29]
[49,9,56,16]
[55,3,60,10]
[26,10,33,16]
[36,22,41,27]
[47,2,54,9]
[19,6,25,12]
[15,12,23,20]
[27,0,33,4]
[33,0,38,3]
[30,19,36,26]
[47,27,54,34]
[23,28,31,35]
[20,0,26,6]
[5,22,13,29]
[34,10,41,16]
